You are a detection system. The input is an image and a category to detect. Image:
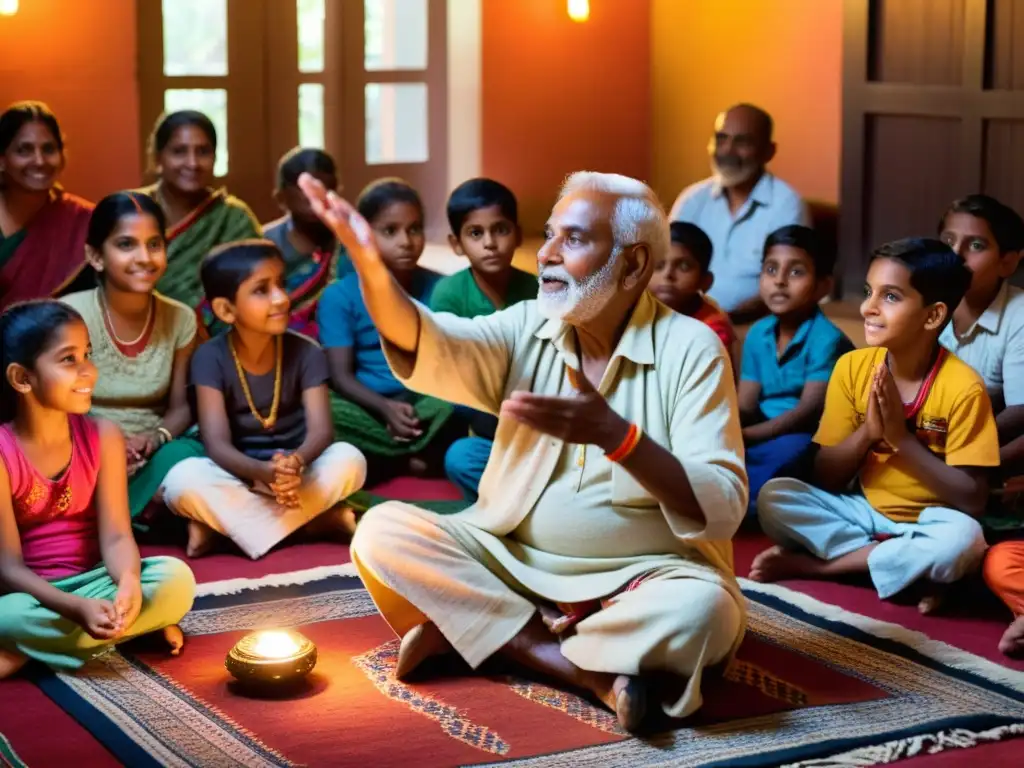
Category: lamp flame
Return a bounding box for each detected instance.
[251,630,301,659]
[0,0,18,17]
[567,0,589,23]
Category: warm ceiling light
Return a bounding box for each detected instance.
[0,0,19,17]
[568,0,589,23]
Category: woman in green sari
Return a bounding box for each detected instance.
[138,111,260,315]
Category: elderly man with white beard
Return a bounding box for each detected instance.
[299,171,747,731]
[670,104,809,324]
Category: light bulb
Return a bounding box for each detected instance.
[568,0,589,23]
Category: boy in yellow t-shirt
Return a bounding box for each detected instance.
[751,238,999,612]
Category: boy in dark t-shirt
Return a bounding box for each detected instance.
[161,239,367,559]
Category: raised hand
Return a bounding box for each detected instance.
[298,173,378,266]
[500,366,629,451]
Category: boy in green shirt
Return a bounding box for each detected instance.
[430,178,538,499]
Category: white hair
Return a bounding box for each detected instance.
[558,171,670,263]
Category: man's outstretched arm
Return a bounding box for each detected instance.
[300,173,420,353]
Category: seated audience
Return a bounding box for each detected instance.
[160,240,367,559]
[739,225,853,512]
[670,104,808,323]
[61,192,204,526]
[937,194,1024,471]
[318,178,453,479]
[649,221,735,349]
[430,178,537,500]
[983,542,1024,655]
[0,301,194,679]
[139,111,261,314]
[262,147,352,338]
[300,171,746,730]
[0,101,94,311]
[753,239,996,614]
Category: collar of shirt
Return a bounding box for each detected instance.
[944,279,1011,345]
[762,306,822,361]
[534,291,657,387]
[709,171,774,208]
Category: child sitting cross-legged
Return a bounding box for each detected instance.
[318,178,455,480]
[752,238,998,614]
[739,225,853,512]
[0,301,194,679]
[429,178,537,500]
[649,221,736,351]
[160,240,367,559]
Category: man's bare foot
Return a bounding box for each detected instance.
[749,545,824,582]
[917,584,948,615]
[186,521,218,558]
[0,648,28,679]
[611,675,648,732]
[163,625,185,656]
[998,615,1024,656]
[396,622,452,680]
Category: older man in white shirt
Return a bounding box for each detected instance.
[300,171,747,732]
[671,104,809,322]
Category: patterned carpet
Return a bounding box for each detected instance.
[24,566,1024,768]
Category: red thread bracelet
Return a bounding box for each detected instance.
[606,423,642,463]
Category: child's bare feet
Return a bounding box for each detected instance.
[163,625,185,656]
[611,674,648,732]
[0,648,28,679]
[396,622,452,680]
[305,505,358,540]
[408,456,429,477]
[917,583,948,615]
[998,615,1024,656]
[186,521,218,558]
[749,545,823,582]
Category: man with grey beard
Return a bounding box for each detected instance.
[299,171,746,732]
[670,104,809,323]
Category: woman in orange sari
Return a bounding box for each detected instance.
[0,101,93,310]
[138,111,260,314]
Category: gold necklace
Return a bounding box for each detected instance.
[97,289,154,347]
[228,334,283,430]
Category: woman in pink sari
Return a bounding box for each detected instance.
[0,101,94,310]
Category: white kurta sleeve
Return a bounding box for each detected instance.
[664,343,748,543]
[381,300,530,415]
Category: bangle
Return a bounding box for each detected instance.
[606,423,642,463]
[156,427,173,445]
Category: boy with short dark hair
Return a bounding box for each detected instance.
[739,225,853,512]
[161,240,367,558]
[753,238,998,614]
[649,221,735,350]
[429,178,537,500]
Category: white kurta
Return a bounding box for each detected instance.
[352,291,749,717]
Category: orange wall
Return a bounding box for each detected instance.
[650,0,843,207]
[481,0,653,234]
[0,0,141,203]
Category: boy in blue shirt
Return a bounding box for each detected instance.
[739,225,854,512]
[429,178,537,500]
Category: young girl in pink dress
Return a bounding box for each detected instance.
[0,300,194,678]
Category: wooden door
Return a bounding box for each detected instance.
[839,0,1024,298]
[137,0,275,222]
[334,0,450,239]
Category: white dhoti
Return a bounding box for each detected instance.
[161,442,367,559]
[352,502,743,719]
